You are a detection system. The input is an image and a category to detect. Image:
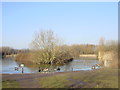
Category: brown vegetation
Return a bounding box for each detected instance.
[97,38,118,68]
[16,30,73,65]
[16,52,34,64]
[16,30,97,65]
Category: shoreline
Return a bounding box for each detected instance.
[2,68,118,88]
[2,70,95,76]
[1,70,89,75]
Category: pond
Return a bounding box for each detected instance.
[1,58,101,74]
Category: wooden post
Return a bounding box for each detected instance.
[22,67,24,73]
[20,64,24,74]
[72,68,73,71]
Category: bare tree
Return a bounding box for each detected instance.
[30,30,61,64]
[30,30,58,50]
[98,37,105,52]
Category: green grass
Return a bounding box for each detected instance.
[39,68,118,88]
[2,68,118,88]
[70,68,118,88]
[39,74,70,88]
[2,80,20,88]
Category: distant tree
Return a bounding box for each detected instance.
[98,37,118,52]
[2,47,13,55]
[98,37,105,52]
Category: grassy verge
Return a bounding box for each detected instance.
[39,68,118,88]
[68,68,118,88]
[2,80,20,88]
[2,68,118,88]
[39,74,70,88]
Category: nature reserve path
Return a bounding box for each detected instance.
[2,72,62,88]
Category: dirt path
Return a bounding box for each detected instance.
[2,71,93,88]
[2,72,63,88]
[2,69,118,88]
[68,78,86,88]
[68,78,97,88]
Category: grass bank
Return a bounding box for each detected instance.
[2,68,118,88]
[39,68,118,88]
[2,80,20,88]
[39,74,70,88]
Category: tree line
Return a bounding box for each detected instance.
[16,30,97,65]
[0,47,29,58]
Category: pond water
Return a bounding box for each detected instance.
[1,58,101,74]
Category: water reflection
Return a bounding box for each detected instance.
[1,58,100,74]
